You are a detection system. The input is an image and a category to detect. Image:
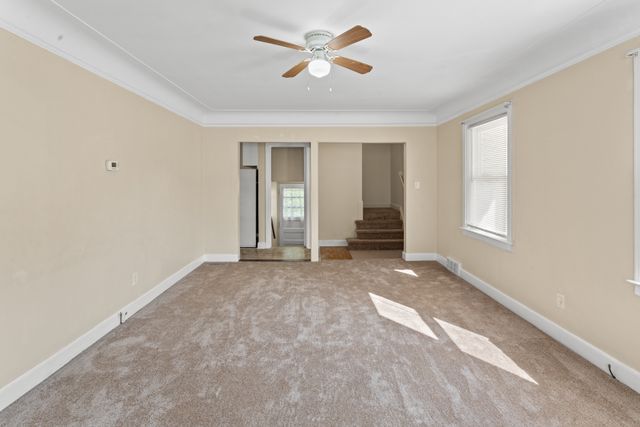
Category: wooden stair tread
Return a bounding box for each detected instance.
[363,208,401,218]
[347,237,404,250]
[356,229,404,239]
[356,219,403,229]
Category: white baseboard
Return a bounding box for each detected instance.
[203,253,240,262]
[257,242,268,249]
[0,256,204,412]
[319,240,348,247]
[0,313,118,412]
[402,252,437,261]
[444,258,640,395]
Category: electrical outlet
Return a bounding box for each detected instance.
[556,293,565,309]
[132,272,138,287]
[105,160,119,171]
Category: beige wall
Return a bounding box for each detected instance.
[272,147,304,183]
[362,143,405,210]
[390,144,405,209]
[202,127,438,260]
[320,144,363,240]
[437,36,640,371]
[0,30,203,388]
[362,144,391,207]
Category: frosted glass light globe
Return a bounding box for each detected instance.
[308,58,331,78]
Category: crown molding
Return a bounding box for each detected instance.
[435,1,640,125]
[0,0,209,125]
[0,1,436,128]
[202,110,437,127]
[3,1,640,129]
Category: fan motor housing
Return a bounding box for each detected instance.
[304,30,334,51]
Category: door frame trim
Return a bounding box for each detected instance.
[265,143,311,249]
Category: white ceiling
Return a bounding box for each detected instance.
[3,1,640,125]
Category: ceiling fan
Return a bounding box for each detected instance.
[253,25,373,79]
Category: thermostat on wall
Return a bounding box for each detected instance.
[105,160,119,171]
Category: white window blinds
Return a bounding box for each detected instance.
[467,115,509,236]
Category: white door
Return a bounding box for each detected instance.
[240,168,257,247]
[279,183,305,246]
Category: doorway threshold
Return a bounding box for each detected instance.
[240,247,310,262]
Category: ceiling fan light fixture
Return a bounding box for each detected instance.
[308,59,331,78]
[254,26,372,79]
[308,51,331,78]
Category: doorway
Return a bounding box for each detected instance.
[316,142,405,261]
[265,143,310,250]
[239,142,310,261]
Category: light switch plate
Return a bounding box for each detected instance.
[414,181,421,190]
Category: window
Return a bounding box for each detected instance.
[282,187,304,221]
[462,102,512,250]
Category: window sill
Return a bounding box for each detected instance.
[460,226,513,252]
[626,280,640,296]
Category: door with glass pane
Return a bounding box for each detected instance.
[279,183,305,246]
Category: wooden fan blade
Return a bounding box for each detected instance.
[332,56,373,74]
[253,35,306,51]
[282,59,310,78]
[326,25,372,50]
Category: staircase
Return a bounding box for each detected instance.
[347,208,404,250]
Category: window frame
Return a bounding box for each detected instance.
[281,185,305,221]
[628,49,640,296]
[461,102,513,251]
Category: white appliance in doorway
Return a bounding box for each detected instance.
[239,168,257,247]
[278,183,305,246]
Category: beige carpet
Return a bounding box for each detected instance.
[1,260,639,425]
[349,249,402,259]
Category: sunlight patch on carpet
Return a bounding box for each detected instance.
[435,318,537,384]
[369,293,437,339]
[394,269,418,277]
